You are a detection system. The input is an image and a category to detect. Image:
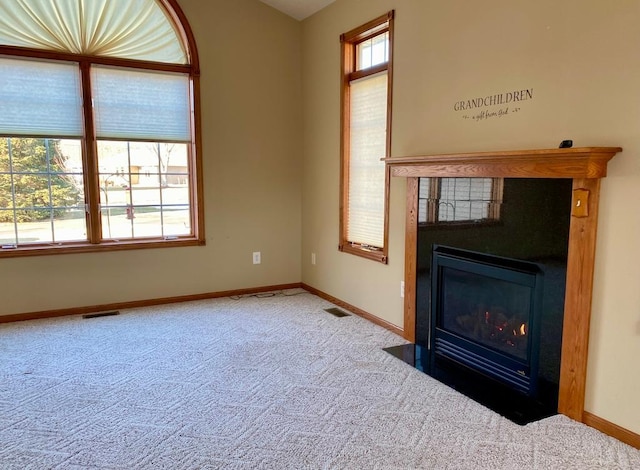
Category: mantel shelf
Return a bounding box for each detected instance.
[384,147,622,179]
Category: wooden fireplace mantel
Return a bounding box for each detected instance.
[385,147,620,179]
[384,146,622,423]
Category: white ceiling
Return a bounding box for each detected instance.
[259,0,336,21]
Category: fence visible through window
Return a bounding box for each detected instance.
[0,137,191,246]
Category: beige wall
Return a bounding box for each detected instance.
[0,0,303,314]
[301,0,640,434]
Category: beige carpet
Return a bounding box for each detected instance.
[1,289,638,469]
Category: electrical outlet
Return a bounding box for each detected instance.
[252,251,261,264]
[311,253,316,265]
[400,281,405,298]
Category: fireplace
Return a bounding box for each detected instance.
[384,177,572,424]
[383,146,622,425]
[430,245,543,397]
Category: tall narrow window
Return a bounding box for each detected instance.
[340,11,394,263]
[0,0,202,257]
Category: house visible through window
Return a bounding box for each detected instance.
[418,177,504,225]
[0,0,202,256]
[339,11,394,263]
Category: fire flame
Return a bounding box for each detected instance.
[512,323,527,337]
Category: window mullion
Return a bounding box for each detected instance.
[126,142,134,237]
[157,143,166,238]
[45,139,55,242]
[489,178,504,220]
[427,178,439,223]
[80,61,101,244]
[7,138,19,244]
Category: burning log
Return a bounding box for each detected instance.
[455,306,527,351]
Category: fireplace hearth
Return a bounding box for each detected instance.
[384,341,559,424]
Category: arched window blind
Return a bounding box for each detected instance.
[0,0,187,63]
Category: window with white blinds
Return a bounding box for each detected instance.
[347,72,388,247]
[340,11,393,263]
[92,66,191,142]
[0,57,83,137]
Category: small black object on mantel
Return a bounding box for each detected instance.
[559,140,573,148]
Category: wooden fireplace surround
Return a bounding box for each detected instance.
[384,146,622,423]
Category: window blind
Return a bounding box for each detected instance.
[0,57,83,137]
[0,0,187,64]
[92,66,191,142]
[347,72,388,248]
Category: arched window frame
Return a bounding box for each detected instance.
[0,0,204,258]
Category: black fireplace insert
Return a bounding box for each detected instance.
[430,245,543,397]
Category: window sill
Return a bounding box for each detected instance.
[0,237,205,258]
[339,243,388,264]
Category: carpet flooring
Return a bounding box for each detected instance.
[1,289,639,469]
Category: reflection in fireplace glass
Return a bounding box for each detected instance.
[418,177,503,224]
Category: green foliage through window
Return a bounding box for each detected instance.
[0,138,81,223]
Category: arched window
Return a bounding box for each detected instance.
[0,0,203,256]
